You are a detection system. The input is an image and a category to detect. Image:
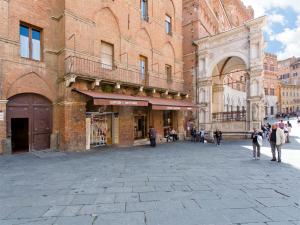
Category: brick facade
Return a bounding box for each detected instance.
[0,0,189,154]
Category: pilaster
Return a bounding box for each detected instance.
[0,100,8,154]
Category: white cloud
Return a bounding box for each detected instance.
[272,26,300,60]
[241,0,300,59]
[242,0,300,17]
[264,13,286,36]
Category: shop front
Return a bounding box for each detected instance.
[74,90,195,149]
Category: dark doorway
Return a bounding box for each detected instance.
[134,115,147,140]
[7,93,52,151]
[11,118,29,153]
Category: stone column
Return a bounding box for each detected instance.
[247,69,264,131]
[0,100,8,154]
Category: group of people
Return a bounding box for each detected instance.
[148,127,179,147]
[252,120,293,163]
[190,128,207,143]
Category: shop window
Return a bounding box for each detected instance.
[166,64,172,82]
[101,41,114,70]
[20,23,42,61]
[165,15,172,35]
[141,0,148,21]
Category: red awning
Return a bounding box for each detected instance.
[147,98,195,111]
[74,90,148,106]
[74,89,196,110]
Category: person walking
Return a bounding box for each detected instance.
[149,127,157,147]
[251,128,262,160]
[284,124,290,143]
[269,124,285,163]
[214,129,222,146]
[199,128,205,143]
[191,127,197,142]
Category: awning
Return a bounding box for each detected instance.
[74,90,148,106]
[147,98,195,111]
[74,89,196,110]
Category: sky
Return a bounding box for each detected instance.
[242,0,300,60]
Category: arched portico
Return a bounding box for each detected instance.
[194,16,266,135]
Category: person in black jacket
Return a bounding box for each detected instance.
[149,127,157,147]
[214,129,222,145]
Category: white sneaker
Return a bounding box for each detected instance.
[257,157,260,160]
[253,157,256,160]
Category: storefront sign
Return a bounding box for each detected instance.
[94,99,148,106]
[152,105,194,111]
[0,111,4,121]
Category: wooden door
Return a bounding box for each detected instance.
[7,93,52,151]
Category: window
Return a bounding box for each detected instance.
[264,88,268,95]
[165,15,172,35]
[141,0,148,21]
[293,72,298,77]
[270,88,275,96]
[20,23,42,60]
[139,55,148,81]
[165,64,172,82]
[264,63,268,70]
[101,41,114,70]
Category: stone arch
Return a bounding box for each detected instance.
[195,17,266,133]
[209,53,249,78]
[94,7,121,61]
[93,7,121,34]
[164,0,176,30]
[6,72,55,102]
[136,28,153,50]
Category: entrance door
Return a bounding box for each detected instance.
[134,116,147,140]
[7,93,52,152]
[11,118,29,153]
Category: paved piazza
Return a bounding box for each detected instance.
[1,121,300,225]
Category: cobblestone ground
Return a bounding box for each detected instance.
[0,120,300,225]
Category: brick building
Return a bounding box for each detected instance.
[279,84,300,114]
[277,57,300,114]
[278,57,300,85]
[263,53,279,117]
[182,0,254,129]
[0,0,194,154]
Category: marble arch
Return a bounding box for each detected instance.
[194,16,266,135]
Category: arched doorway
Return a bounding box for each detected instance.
[6,93,52,153]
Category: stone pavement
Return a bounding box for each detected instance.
[0,121,300,225]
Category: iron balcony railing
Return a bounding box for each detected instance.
[212,111,247,122]
[65,55,184,92]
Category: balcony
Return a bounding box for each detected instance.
[65,56,184,92]
[212,111,246,122]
